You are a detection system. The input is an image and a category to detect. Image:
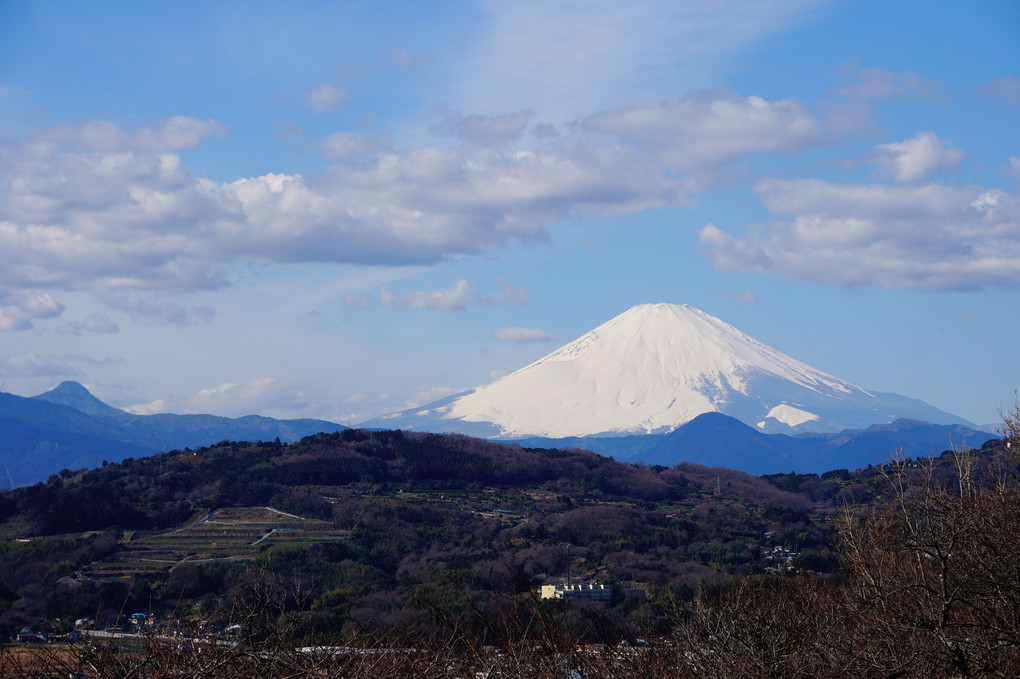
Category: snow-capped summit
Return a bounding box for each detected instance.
[364,303,967,438]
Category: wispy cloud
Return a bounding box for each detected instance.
[70,117,227,152]
[0,351,79,378]
[56,315,119,335]
[824,68,937,134]
[1009,157,1020,182]
[491,326,555,343]
[401,385,463,409]
[449,0,828,121]
[306,84,348,114]
[717,289,761,305]
[831,68,932,101]
[379,278,528,312]
[124,399,170,416]
[430,111,533,145]
[101,293,214,325]
[126,378,336,419]
[387,46,427,69]
[978,75,1020,107]
[320,131,390,159]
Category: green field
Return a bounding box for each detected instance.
[78,506,350,579]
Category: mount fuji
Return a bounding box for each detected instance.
[364,303,968,439]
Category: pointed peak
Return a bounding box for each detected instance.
[33,381,123,418]
[626,302,694,313]
[601,303,741,340]
[618,302,712,322]
[46,381,92,397]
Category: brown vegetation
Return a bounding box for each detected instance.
[1,405,1018,676]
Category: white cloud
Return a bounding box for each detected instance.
[342,293,373,311]
[61,353,123,367]
[402,385,463,409]
[0,95,841,302]
[387,47,427,69]
[0,118,696,295]
[872,131,964,183]
[717,289,761,305]
[56,314,120,335]
[491,326,555,343]
[321,132,390,159]
[585,92,825,170]
[379,277,528,312]
[979,75,1020,107]
[0,290,64,330]
[824,69,935,134]
[72,117,227,152]
[0,351,78,378]
[1008,157,1020,181]
[380,279,477,312]
[123,378,335,419]
[124,398,170,415]
[183,377,323,418]
[430,111,533,145]
[831,68,931,102]
[306,84,348,114]
[343,392,391,405]
[101,293,214,325]
[700,180,1020,291]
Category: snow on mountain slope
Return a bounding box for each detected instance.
[363,303,969,437]
[759,404,819,429]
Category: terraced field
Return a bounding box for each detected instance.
[78,507,350,579]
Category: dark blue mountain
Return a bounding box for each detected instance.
[34,380,128,418]
[0,417,152,489]
[638,412,817,474]
[0,383,345,488]
[513,412,996,476]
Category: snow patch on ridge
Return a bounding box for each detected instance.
[757,403,819,429]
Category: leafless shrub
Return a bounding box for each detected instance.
[835,447,1020,677]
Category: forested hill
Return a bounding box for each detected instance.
[4,429,691,535]
[0,428,1009,644]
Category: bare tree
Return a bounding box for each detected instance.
[835,444,1020,677]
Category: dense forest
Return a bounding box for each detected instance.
[1,410,1019,677]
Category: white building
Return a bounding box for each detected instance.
[539,583,612,604]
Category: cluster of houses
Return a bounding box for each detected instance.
[539,583,613,605]
[762,545,800,574]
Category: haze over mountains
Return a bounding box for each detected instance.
[0,382,343,488]
[0,303,996,486]
[365,303,969,438]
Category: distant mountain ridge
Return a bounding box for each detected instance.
[515,412,997,476]
[34,380,127,418]
[364,303,970,438]
[0,382,344,488]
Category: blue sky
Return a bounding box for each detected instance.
[0,0,1017,427]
